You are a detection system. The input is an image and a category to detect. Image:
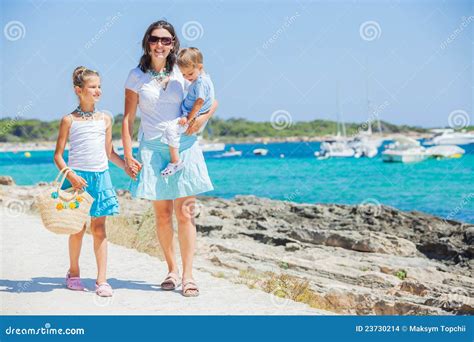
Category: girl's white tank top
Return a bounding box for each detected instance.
[67,113,108,172]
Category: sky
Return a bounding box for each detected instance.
[1,0,472,127]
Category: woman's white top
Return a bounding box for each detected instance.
[124,66,189,141]
[67,113,108,172]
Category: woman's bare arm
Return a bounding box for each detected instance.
[105,115,125,170]
[122,89,142,178]
[122,89,138,160]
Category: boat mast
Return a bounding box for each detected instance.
[336,81,347,138]
[365,65,372,135]
[365,56,383,134]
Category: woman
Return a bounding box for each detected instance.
[122,20,217,297]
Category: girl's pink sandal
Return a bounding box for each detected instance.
[66,271,85,291]
[95,282,113,297]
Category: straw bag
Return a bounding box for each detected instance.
[36,167,94,234]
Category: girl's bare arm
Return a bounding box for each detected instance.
[53,116,87,189]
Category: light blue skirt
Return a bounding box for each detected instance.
[61,169,120,217]
[129,135,214,200]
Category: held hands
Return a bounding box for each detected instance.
[67,172,88,190]
[125,156,142,180]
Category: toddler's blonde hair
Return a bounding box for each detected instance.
[177,47,203,68]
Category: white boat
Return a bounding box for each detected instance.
[317,139,355,158]
[382,136,427,163]
[348,61,384,158]
[425,129,474,145]
[221,147,242,157]
[316,84,356,159]
[349,134,381,158]
[198,137,225,152]
[354,144,378,158]
[426,145,465,159]
[253,148,268,156]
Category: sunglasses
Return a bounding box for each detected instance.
[148,35,173,46]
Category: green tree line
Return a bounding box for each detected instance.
[0,114,436,143]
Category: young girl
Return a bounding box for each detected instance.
[53,66,125,297]
[160,47,215,177]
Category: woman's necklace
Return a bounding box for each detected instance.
[75,106,96,120]
[148,68,170,90]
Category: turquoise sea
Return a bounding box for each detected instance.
[1,141,473,223]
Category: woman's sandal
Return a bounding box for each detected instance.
[95,282,113,297]
[66,271,85,291]
[160,272,180,291]
[182,280,200,297]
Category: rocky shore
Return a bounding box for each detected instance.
[1,181,472,315]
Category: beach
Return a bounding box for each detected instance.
[0,196,329,315]
[1,183,473,315]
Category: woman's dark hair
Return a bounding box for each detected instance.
[138,20,180,73]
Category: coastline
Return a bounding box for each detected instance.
[1,183,472,315]
[0,140,139,153]
[0,132,434,152]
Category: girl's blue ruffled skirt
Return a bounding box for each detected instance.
[61,169,120,217]
[129,135,214,200]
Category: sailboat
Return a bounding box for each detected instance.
[350,118,383,158]
[349,64,383,158]
[315,84,355,159]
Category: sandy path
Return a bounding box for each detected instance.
[0,212,330,315]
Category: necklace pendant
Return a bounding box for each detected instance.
[75,106,96,119]
[148,69,170,90]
